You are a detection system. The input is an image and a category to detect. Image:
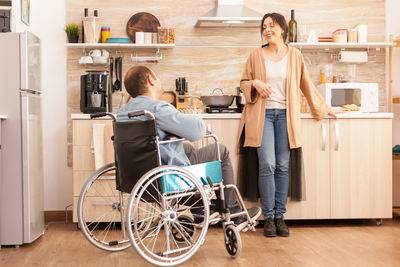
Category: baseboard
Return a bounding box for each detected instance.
[45,210,73,223]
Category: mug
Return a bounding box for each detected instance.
[135,32,144,44]
[92,56,108,64]
[101,49,109,57]
[89,49,102,57]
[79,56,93,64]
[90,92,102,107]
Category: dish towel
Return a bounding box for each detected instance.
[91,123,105,170]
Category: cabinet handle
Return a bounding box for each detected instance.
[334,122,340,151]
[321,123,327,151]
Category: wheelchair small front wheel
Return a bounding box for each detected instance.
[224,225,242,258]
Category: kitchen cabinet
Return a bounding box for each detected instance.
[285,119,331,219]
[72,119,113,222]
[329,119,392,219]
[71,114,392,222]
[286,117,392,220]
[201,118,241,182]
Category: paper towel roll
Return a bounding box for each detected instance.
[92,123,105,170]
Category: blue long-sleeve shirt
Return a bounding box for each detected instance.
[116,95,206,166]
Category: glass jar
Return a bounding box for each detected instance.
[347,28,358,43]
[332,29,347,43]
[168,27,175,44]
[157,26,169,44]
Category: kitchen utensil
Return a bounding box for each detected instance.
[178,88,235,108]
[109,56,114,92]
[92,56,108,64]
[126,12,160,43]
[159,91,177,107]
[113,57,122,92]
[89,49,102,57]
[106,37,131,43]
[79,56,93,64]
[235,87,245,108]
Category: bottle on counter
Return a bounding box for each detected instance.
[101,26,110,43]
[319,69,326,84]
[288,9,297,43]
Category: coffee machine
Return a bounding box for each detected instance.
[80,70,112,113]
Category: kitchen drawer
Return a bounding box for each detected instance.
[73,119,113,146]
[73,170,117,197]
[73,195,129,223]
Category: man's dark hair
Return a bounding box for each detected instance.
[124,66,156,98]
[260,13,288,47]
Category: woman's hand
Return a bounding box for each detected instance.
[252,79,272,98]
[328,109,341,119]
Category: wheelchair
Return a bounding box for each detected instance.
[77,110,258,266]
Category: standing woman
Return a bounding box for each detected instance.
[238,13,337,238]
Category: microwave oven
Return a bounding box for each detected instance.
[316,83,378,112]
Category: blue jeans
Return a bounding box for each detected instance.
[257,109,290,219]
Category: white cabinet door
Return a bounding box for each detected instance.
[330,119,392,218]
[286,119,331,219]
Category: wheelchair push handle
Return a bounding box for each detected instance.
[90,112,116,121]
[128,110,156,120]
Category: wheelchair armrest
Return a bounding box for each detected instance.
[164,133,183,141]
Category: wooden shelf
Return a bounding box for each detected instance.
[65,43,175,49]
[289,42,396,50]
[393,97,400,104]
[393,154,400,160]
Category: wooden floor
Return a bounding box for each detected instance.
[2,218,400,267]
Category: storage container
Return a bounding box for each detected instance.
[347,28,358,43]
[355,23,368,43]
[332,29,347,43]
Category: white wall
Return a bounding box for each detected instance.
[386,0,400,146]
[11,0,71,210]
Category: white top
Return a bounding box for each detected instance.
[71,112,393,120]
[265,54,288,109]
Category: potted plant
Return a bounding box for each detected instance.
[65,23,79,43]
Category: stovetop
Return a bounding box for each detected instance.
[206,107,243,113]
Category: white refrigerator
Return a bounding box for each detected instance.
[0,31,44,245]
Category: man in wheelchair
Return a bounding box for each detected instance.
[117,66,261,228]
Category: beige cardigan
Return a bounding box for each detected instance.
[238,46,331,149]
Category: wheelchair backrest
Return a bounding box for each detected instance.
[112,119,159,193]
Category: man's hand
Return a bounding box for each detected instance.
[252,80,272,98]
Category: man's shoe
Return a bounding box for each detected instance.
[264,217,277,237]
[233,206,261,229]
[275,218,289,237]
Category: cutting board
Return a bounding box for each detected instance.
[126,12,160,43]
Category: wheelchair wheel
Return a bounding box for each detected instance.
[171,215,195,243]
[78,162,134,251]
[224,225,242,258]
[126,165,210,266]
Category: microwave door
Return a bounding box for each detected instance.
[331,88,361,107]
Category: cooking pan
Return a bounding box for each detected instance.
[178,88,235,108]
